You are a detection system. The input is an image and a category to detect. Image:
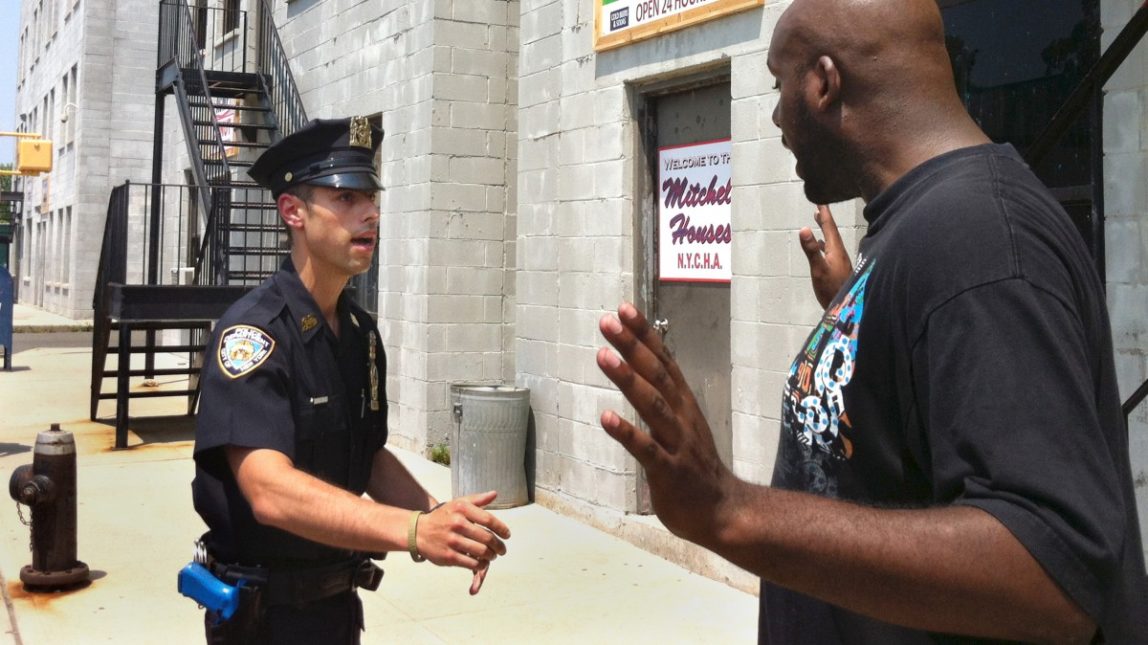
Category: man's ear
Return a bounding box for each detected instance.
[278,193,305,232]
[813,55,842,112]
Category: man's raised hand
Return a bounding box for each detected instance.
[595,303,736,549]
[798,205,853,309]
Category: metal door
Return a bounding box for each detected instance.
[645,82,733,476]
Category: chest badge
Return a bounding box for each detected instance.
[218,325,276,379]
[300,314,319,333]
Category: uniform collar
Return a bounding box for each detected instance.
[272,258,355,343]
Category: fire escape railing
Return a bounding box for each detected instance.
[1022,2,1148,428]
[92,182,206,300]
[158,0,237,206]
[256,0,307,138]
[155,0,306,287]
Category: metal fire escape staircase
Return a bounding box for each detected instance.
[90,0,308,447]
[1020,2,1148,429]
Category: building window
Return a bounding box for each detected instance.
[65,65,77,144]
[45,90,54,153]
[18,31,26,85]
[47,0,58,41]
[22,215,31,283]
[223,0,240,33]
[60,74,68,145]
[50,210,58,285]
[32,8,39,64]
[63,206,71,286]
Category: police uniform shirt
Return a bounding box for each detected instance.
[192,259,388,565]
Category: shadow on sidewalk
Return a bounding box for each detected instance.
[0,442,31,458]
[92,415,195,448]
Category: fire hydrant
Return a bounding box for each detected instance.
[8,423,90,590]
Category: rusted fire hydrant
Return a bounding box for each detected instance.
[8,423,90,590]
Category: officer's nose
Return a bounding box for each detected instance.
[363,197,380,224]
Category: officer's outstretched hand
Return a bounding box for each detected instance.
[414,491,509,595]
[596,303,737,550]
[798,204,853,309]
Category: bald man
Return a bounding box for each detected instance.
[596,0,1148,643]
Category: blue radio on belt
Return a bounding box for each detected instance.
[178,562,243,622]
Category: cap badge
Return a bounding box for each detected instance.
[350,116,371,148]
[301,314,319,332]
[284,171,293,182]
[217,325,276,379]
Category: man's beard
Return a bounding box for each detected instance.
[793,99,857,205]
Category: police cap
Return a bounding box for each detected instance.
[248,116,383,197]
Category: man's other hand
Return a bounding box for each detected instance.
[798,205,853,309]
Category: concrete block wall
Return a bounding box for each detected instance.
[276,0,519,454]
[1101,0,1148,552]
[519,0,783,503]
[517,0,813,590]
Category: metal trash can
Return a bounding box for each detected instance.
[450,384,530,509]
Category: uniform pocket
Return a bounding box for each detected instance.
[295,392,348,484]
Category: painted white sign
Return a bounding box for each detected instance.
[658,138,732,283]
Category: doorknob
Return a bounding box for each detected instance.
[652,318,670,335]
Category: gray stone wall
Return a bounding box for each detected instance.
[1102,0,1148,553]
[15,0,157,319]
[275,0,519,454]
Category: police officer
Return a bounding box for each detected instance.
[192,117,511,644]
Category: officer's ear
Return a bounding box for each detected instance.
[278,193,307,233]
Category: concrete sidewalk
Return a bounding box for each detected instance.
[6,303,93,333]
[0,318,758,644]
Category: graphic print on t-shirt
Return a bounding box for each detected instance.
[775,257,873,498]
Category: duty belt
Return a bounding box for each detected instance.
[209,557,384,606]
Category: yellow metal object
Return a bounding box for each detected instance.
[0,132,52,176]
[16,139,52,176]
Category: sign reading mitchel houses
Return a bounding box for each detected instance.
[659,138,732,283]
[594,0,764,51]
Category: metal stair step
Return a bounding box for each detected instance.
[187,101,271,113]
[226,248,287,256]
[109,321,214,331]
[197,139,269,149]
[107,344,207,354]
[225,202,277,210]
[101,367,202,378]
[192,120,277,130]
[206,176,254,185]
[225,271,276,280]
[222,224,281,231]
[97,390,198,401]
[207,82,265,93]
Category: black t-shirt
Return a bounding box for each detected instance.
[763,144,1148,643]
[192,260,388,565]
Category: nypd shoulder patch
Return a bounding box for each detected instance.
[217,325,276,379]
